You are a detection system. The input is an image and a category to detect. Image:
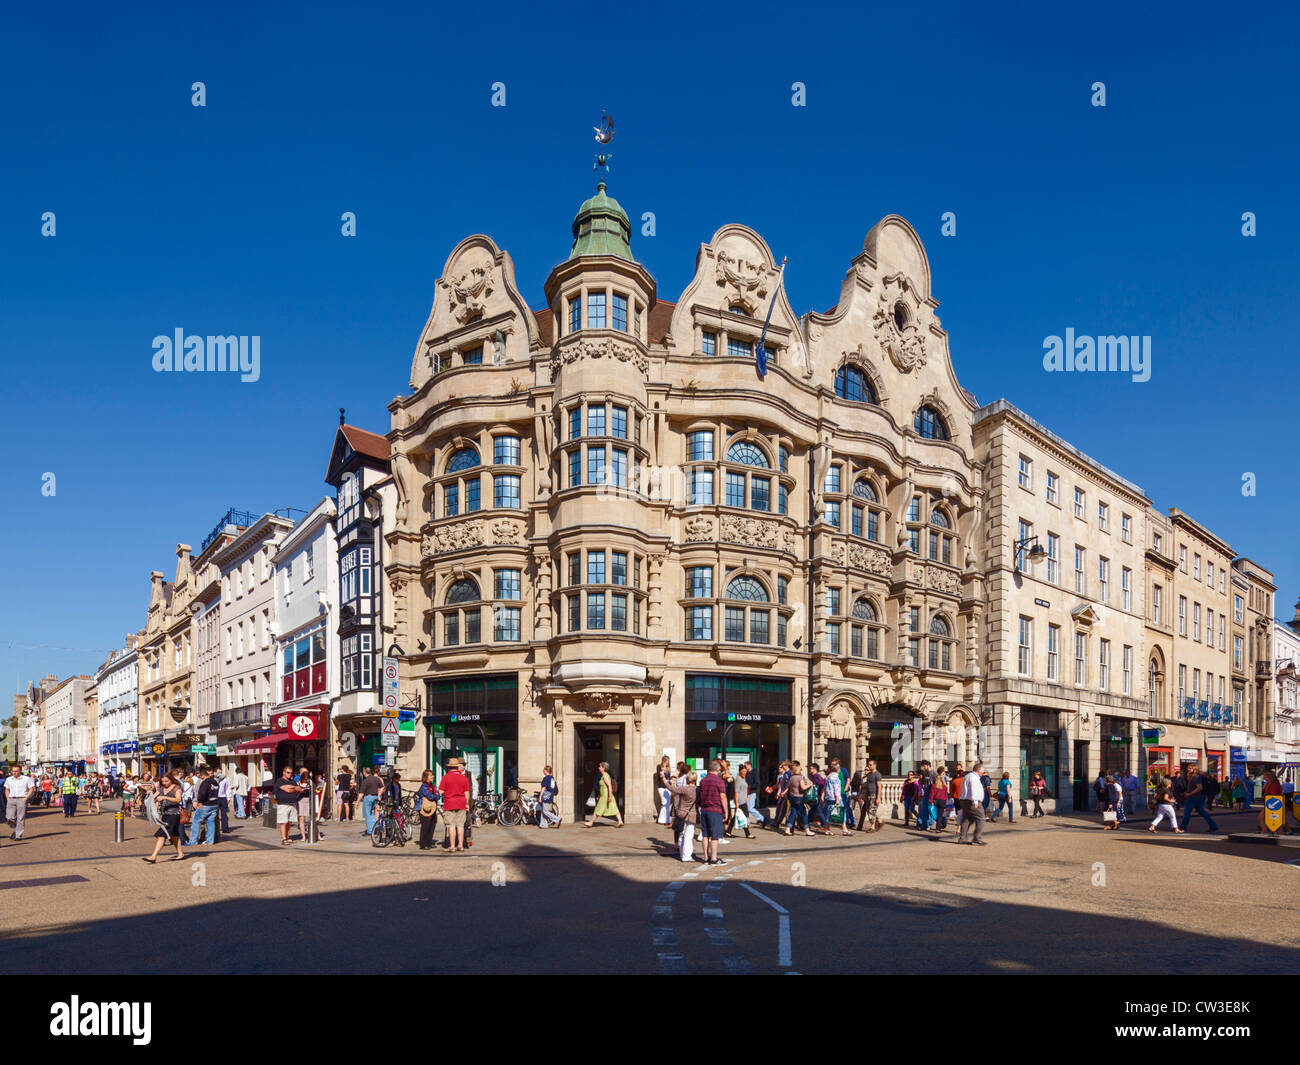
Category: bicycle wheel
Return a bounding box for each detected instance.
[371,817,391,847]
[498,802,522,827]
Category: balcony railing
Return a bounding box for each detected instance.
[209,702,268,731]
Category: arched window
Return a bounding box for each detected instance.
[723,440,773,512]
[852,478,877,502]
[834,364,877,404]
[441,446,483,518]
[927,614,955,671]
[441,579,482,647]
[914,406,949,441]
[726,441,769,468]
[850,597,881,659]
[725,576,768,602]
[929,508,950,529]
[446,579,480,604]
[447,446,481,472]
[722,575,771,643]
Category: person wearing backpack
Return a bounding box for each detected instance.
[1178,769,1220,833]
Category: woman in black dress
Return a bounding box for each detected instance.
[142,773,184,863]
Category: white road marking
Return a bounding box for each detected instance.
[652,926,676,945]
[657,952,689,973]
[652,904,672,918]
[721,953,754,973]
[740,880,793,968]
[668,881,686,889]
[703,906,724,919]
[704,926,733,947]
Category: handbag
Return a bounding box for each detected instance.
[420,797,436,816]
[1102,810,1118,823]
[179,805,194,827]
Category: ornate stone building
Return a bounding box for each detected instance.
[386,180,986,821]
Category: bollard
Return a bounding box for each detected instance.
[114,810,125,843]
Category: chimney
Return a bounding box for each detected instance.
[149,570,165,608]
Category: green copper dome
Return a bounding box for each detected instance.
[569,181,633,260]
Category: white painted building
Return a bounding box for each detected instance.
[260,498,338,780]
[43,676,90,766]
[1274,611,1300,761]
[95,636,141,775]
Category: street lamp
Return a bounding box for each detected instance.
[1013,536,1048,570]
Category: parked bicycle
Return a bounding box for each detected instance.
[497,789,561,827]
[371,795,414,848]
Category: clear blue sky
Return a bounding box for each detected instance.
[3,1,1298,690]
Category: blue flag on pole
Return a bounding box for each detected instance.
[755,257,787,380]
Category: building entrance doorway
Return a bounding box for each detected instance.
[826,739,853,775]
[574,723,624,823]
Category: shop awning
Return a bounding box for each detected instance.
[233,732,291,754]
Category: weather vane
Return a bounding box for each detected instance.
[593,111,614,180]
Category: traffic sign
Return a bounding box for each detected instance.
[1264,795,1285,833]
[383,658,398,683]
[383,694,398,712]
[381,717,399,746]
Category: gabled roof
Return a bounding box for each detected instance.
[326,424,391,485]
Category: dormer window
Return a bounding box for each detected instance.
[834,364,877,404]
[914,405,949,441]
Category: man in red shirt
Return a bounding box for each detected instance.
[698,760,730,866]
[440,758,471,852]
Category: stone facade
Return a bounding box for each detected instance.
[387,192,989,821]
[974,400,1149,811]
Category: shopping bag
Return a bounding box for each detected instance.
[829,803,845,825]
[734,807,748,829]
[1102,810,1118,823]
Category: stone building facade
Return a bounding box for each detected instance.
[386,184,988,821]
[975,400,1149,811]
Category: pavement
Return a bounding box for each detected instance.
[3,798,1298,974]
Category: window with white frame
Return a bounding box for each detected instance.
[1075,632,1088,685]
[1046,471,1059,505]
[1122,645,1132,694]
[1121,566,1131,611]
[1099,638,1110,689]
[1046,533,1060,584]
[1074,545,1086,594]
[1074,487,1085,518]
[1121,513,1132,543]
[1018,616,1033,675]
[1018,455,1032,490]
[1098,501,1109,532]
[1047,624,1060,681]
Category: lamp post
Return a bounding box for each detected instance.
[1012,536,1048,571]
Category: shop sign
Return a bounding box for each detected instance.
[1206,732,1228,746]
[150,744,164,755]
[190,744,216,754]
[1264,795,1285,833]
[1106,735,1131,744]
[1141,729,1160,746]
[1178,748,1200,763]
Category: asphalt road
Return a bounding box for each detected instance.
[2,800,1297,973]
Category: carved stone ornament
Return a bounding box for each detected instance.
[824,701,856,741]
[489,519,523,545]
[872,276,927,373]
[685,515,714,542]
[714,249,769,314]
[441,259,495,324]
[550,336,648,377]
[849,544,891,575]
[720,515,796,553]
[580,692,616,716]
[421,520,485,556]
[924,565,960,595]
